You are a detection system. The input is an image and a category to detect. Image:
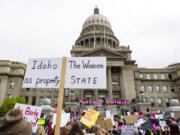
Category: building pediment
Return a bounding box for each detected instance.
[80,48,127,58]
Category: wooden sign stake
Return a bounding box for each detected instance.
[55,57,67,135]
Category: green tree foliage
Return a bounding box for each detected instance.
[0,97,27,117]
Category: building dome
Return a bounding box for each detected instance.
[82,7,112,30]
[75,7,119,48]
[170,99,180,106]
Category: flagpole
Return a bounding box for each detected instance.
[94,24,96,48]
[104,23,106,48]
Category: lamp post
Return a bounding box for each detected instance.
[139,90,144,102]
[139,90,144,113]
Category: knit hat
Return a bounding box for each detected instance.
[0,109,32,135]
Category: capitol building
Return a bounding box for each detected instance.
[0,7,180,114]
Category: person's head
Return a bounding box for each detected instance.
[69,123,84,135]
[36,126,45,135]
[171,120,176,125]
[0,109,32,135]
[48,120,52,126]
[164,126,169,132]
[61,126,70,135]
[93,125,104,135]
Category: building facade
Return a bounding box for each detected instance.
[0,7,180,114]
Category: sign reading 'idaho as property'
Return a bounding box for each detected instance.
[23,58,62,88]
[22,57,106,89]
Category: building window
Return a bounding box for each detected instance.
[54,97,58,107]
[168,74,172,79]
[8,94,13,98]
[155,86,160,93]
[163,86,167,92]
[112,81,118,86]
[12,69,16,74]
[55,88,59,92]
[148,86,153,92]
[146,74,151,79]
[157,98,162,107]
[142,97,147,103]
[25,96,29,103]
[154,74,158,79]
[111,67,120,74]
[165,98,170,107]
[113,95,119,98]
[9,82,15,89]
[161,74,165,79]
[170,86,175,92]
[140,86,145,92]
[150,97,154,106]
[40,88,45,91]
[32,96,36,105]
[26,88,30,91]
[139,74,144,79]
[48,88,52,91]
[64,89,69,96]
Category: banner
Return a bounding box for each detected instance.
[80,108,100,128]
[23,57,106,89]
[14,103,42,133]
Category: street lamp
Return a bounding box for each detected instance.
[139,90,144,102]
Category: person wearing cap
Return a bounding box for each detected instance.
[0,109,32,135]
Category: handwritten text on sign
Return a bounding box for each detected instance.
[14,103,42,133]
[22,57,106,89]
[23,58,62,88]
[65,57,106,89]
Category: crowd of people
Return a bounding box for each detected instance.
[0,109,179,135]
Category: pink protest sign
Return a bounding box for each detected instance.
[14,103,42,133]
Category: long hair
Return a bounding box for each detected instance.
[36,126,46,135]
[61,126,70,135]
[68,123,84,135]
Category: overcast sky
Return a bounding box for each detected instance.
[0,0,180,68]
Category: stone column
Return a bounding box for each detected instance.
[29,96,32,105]
[120,66,136,101]
[94,90,98,103]
[108,66,112,99]
[80,89,84,100]
[36,97,40,106]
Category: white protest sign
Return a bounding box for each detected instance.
[121,125,135,135]
[65,57,106,89]
[23,57,106,89]
[14,103,42,133]
[159,121,166,130]
[106,111,111,117]
[52,112,70,128]
[155,114,164,119]
[23,58,62,88]
[170,112,175,118]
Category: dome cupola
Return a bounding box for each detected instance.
[82,7,112,30]
[75,7,119,48]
